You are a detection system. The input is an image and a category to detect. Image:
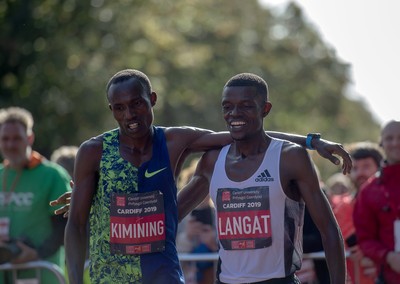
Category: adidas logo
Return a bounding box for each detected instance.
[255,169,274,182]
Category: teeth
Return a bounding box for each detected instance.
[231,121,245,126]
[128,123,138,129]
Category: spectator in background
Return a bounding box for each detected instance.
[347,142,383,191]
[354,120,400,284]
[51,145,79,177]
[176,159,218,284]
[325,172,354,210]
[0,107,71,284]
[334,141,383,283]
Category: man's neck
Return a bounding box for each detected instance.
[119,128,154,155]
[232,134,271,159]
[118,128,154,167]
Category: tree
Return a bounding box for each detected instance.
[1,0,380,172]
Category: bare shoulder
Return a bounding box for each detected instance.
[80,135,102,152]
[76,135,103,166]
[280,141,313,176]
[281,140,309,159]
[280,141,320,200]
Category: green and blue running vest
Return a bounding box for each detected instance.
[89,126,184,284]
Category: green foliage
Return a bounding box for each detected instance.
[1,0,380,179]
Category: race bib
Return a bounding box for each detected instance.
[110,191,165,255]
[217,186,271,250]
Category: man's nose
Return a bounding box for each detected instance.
[3,139,15,148]
[126,107,137,119]
[231,105,240,115]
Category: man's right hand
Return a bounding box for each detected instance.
[50,191,72,218]
[360,256,377,278]
[50,180,73,217]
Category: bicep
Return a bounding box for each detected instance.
[302,184,337,236]
[285,146,337,234]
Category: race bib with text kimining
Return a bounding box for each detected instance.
[110,191,165,255]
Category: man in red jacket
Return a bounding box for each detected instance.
[334,142,382,283]
[354,120,400,284]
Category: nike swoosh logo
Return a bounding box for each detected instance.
[144,167,167,178]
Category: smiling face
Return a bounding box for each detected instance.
[222,85,271,141]
[350,157,379,189]
[107,78,157,140]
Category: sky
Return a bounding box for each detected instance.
[260,0,400,126]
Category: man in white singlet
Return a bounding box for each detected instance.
[178,73,346,284]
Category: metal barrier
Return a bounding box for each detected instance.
[0,251,352,283]
[0,261,66,284]
[178,250,350,261]
[81,250,349,267]
[179,251,360,284]
[179,252,218,262]
[80,251,355,283]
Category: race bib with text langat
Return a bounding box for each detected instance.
[217,187,272,250]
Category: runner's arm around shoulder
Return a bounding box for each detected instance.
[164,126,231,153]
[65,137,101,284]
[281,143,346,284]
[268,131,352,174]
[191,129,352,174]
[166,127,351,174]
[177,150,219,222]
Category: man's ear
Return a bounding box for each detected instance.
[108,104,112,111]
[150,92,157,107]
[263,102,272,117]
[28,132,35,146]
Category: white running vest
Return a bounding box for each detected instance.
[210,138,304,284]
